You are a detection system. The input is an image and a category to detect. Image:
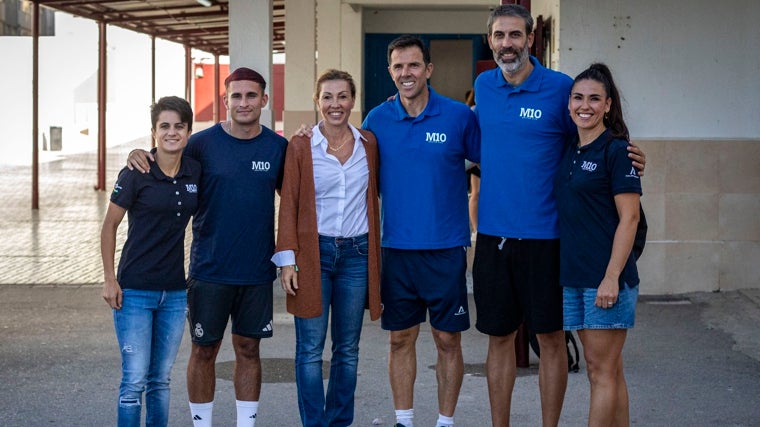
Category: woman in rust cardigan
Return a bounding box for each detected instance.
[272,69,380,427]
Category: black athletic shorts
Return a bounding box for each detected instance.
[472,234,562,336]
[187,278,274,345]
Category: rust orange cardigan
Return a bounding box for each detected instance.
[275,131,381,320]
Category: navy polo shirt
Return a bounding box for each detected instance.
[111,154,201,291]
[185,124,287,285]
[554,130,642,289]
[474,57,576,239]
[362,87,480,249]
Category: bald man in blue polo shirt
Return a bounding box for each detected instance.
[362,35,480,427]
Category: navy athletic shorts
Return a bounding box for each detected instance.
[380,247,470,333]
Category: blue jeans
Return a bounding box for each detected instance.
[295,234,369,427]
[113,289,187,427]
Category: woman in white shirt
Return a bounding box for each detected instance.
[272,69,381,427]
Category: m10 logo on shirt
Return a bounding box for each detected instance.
[581,160,598,172]
[252,161,271,171]
[425,132,447,144]
[519,107,543,120]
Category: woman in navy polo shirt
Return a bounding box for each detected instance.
[554,63,642,426]
[100,96,200,427]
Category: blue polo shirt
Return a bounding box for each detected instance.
[554,130,642,289]
[362,87,480,249]
[474,57,575,239]
[185,123,287,285]
[111,154,201,291]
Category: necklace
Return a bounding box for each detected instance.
[327,133,352,152]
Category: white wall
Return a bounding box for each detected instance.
[0,12,187,165]
[559,0,760,139]
[557,0,760,293]
[363,8,489,34]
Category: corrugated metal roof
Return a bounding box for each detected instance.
[32,0,285,55]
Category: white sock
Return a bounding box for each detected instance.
[436,413,455,427]
[236,400,259,427]
[189,401,213,427]
[395,408,414,427]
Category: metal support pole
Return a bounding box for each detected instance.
[184,45,192,104]
[151,35,156,148]
[96,21,107,191]
[32,2,40,209]
[213,54,220,122]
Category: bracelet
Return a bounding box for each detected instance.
[281,264,298,272]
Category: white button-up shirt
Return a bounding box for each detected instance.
[271,122,369,267]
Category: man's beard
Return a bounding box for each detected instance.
[494,45,530,75]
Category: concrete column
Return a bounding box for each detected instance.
[316,2,364,127]
[283,0,317,137]
[229,0,274,128]
[339,4,363,126]
[316,1,340,71]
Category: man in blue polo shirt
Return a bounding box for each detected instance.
[472,5,644,426]
[128,68,287,427]
[362,35,480,427]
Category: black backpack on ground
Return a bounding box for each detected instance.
[529,331,581,373]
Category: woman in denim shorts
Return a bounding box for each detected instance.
[554,63,643,426]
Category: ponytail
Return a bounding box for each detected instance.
[573,63,629,141]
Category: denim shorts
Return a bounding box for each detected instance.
[563,283,638,330]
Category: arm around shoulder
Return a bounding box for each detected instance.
[627,141,646,176]
[126,149,153,173]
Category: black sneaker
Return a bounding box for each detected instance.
[393,424,407,427]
